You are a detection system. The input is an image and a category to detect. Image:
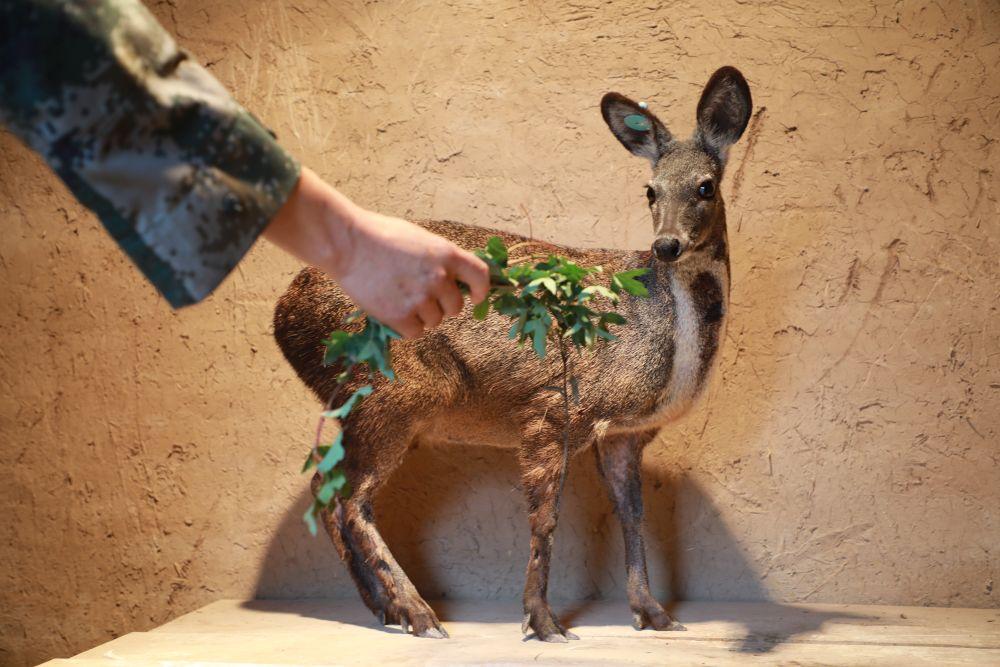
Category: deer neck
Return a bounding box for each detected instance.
[627,220,730,423]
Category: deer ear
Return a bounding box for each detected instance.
[601,93,673,165]
[694,67,753,164]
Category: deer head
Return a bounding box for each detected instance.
[601,67,752,263]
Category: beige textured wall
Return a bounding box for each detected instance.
[2,0,998,665]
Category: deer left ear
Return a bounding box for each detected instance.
[601,93,673,165]
[694,67,753,164]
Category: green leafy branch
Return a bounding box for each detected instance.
[472,236,649,353]
[301,316,399,535]
[302,237,649,534]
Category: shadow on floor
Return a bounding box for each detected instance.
[553,597,870,653]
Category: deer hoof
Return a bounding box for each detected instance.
[660,619,687,631]
[632,607,686,632]
[415,625,449,639]
[393,601,448,639]
[523,605,578,642]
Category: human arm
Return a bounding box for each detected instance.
[264,167,489,338]
[0,0,488,334]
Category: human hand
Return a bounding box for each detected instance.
[264,167,489,338]
[332,209,490,337]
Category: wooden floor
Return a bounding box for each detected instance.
[42,598,1000,666]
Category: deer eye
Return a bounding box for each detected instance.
[698,180,715,199]
[645,185,656,206]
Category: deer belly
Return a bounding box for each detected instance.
[658,269,727,418]
[422,410,521,448]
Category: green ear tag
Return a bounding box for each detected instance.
[624,114,652,131]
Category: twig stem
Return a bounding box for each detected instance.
[554,336,572,513]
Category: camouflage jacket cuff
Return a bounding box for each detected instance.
[0,0,301,307]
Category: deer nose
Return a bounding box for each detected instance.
[653,237,683,262]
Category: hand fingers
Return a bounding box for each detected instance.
[391,314,424,339]
[447,249,490,305]
[416,298,444,331]
[435,281,465,319]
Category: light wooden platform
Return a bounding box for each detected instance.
[41,599,1000,666]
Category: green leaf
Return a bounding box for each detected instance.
[526,276,559,295]
[524,319,547,358]
[595,327,617,341]
[493,293,520,316]
[378,322,402,341]
[303,503,320,536]
[317,470,347,504]
[484,236,508,266]
[324,385,373,420]
[358,339,379,362]
[581,285,618,303]
[473,298,490,320]
[317,432,345,473]
[533,330,547,358]
[322,331,351,365]
[553,260,588,282]
[611,268,650,297]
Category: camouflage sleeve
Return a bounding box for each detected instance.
[0,0,301,307]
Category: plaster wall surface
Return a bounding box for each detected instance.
[1,1,998,665]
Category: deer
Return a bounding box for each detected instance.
[273,66,753,642]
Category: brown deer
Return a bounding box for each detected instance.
[273,67,753,642]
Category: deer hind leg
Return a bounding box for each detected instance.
[518,413,580,643]
[317,414,447,639]
[594,432,685,631]
[314,479,389,618]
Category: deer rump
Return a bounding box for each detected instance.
[272,66,751,642]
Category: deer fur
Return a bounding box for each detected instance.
[273,67,753,642]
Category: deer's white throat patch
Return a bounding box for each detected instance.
[665,270,703,408]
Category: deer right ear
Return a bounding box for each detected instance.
[694,67,752,164]
[601,93,672,165]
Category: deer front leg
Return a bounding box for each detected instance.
[594,433,685,632]
[323,496,448,638]
[518,417,579,642]
[312,409,448,639]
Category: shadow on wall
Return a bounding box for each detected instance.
[253,444,769,602]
